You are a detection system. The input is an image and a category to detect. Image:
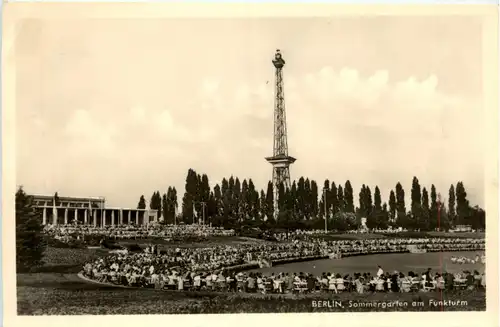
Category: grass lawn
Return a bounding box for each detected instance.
[17,273,486,314]
[17,246,486,315]
[34,247,110,274]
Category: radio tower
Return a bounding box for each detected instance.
[265,49,296,219]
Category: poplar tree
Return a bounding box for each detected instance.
[137,195,146,209]
[265,181,274,221]
[395,182,406,225]
[448,184,456,226]
[310,180,319,218]
[421,187,430,230]
[456,182,469,226]
[344,180,354,213]
[160,193,167,223]
[410,177,422,229]
[182,169,198,223]
[319,180,330,218]
[330,182,339,214]
[304,178,312,219]
[337,185,345,213]
[388,190,396,224]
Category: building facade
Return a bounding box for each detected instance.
[30,194,158,226]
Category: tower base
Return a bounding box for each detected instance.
[266,155,296,219]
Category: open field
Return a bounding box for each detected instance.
[17,245,486,314]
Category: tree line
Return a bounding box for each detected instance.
[141,169,485,231]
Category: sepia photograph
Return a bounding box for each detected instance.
[2,3,498,323]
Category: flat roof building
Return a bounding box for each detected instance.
[30,194,158,226]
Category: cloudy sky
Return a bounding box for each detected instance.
[15,16,484,208]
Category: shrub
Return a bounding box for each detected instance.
[16,187,47,272]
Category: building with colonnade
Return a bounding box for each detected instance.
[31,194,158,226]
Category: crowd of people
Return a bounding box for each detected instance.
[82,236,485,295]
[44,224,235,244]
[451,254,486,265]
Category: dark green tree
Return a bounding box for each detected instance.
[290,181,298,215]
[365,186,373,218]
[137,195,146,209]
[438,200,451,231]
[456,182,470,226]
[278,183,286,214]
[161,193,168,224]
[248,179,260,221]
[330,182,339,214]
[303,178,311,219]
[241,179,250,220]
[265,181,274,221]
[220,178,231,224]
[358,185,373,220]
[337,185,344,213]
[260,190,268,221]
[358,184,367,217]
[319,180,330,218]
[448,184,456,226]
[333,211,358,231]
[369,186,384,229]
[214,183,223,216]
[297,177,306,219]
[207,191,217,224]
[233,177,242,221]
[395,182,406,226]
[182,169,198,223]
[344,180,354,213]
[429,185,438,230]
[388,190,396,224]
[380,202,389,229]
[310,180,319,218]
[171,187,178,223]
[16,187,46,272]
[200,174,211,211]
[469,206,485,230]
[421,187,430,231]
[410,177,422,229]
[150,191,162,218]
[164,187,176,224]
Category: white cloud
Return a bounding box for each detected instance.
[200,78,220,96]
[368,70,389,88]
[64,109,117,153]
[156,110,174,129]
[129,106,146,123]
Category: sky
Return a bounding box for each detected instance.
[15,16,485,208]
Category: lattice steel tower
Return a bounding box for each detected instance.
[265,49,296,219]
